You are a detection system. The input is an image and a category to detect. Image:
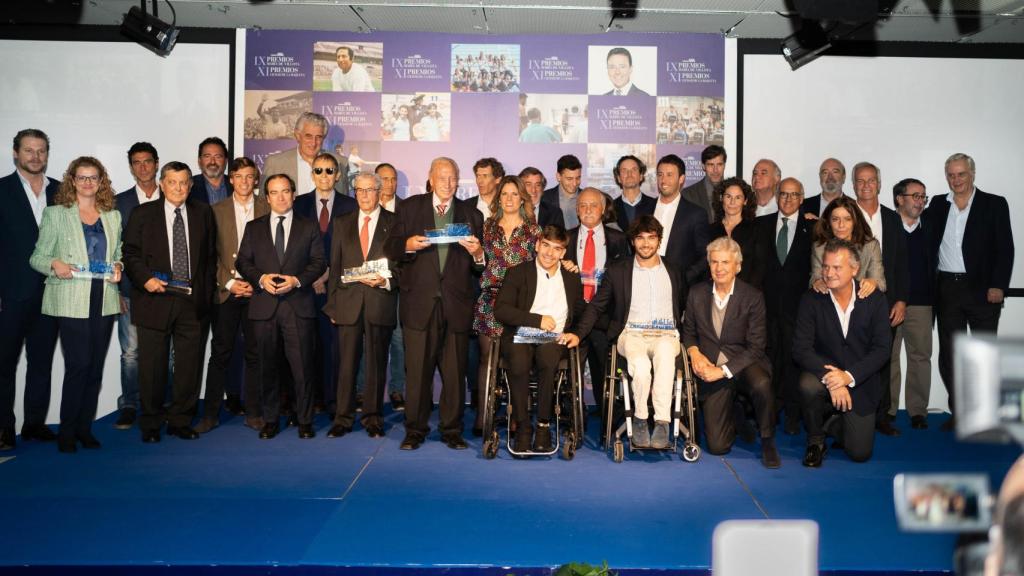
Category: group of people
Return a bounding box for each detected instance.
[381,99,445,142]
[0,116,1013,469]
[450,52,520,93]
[656,102,725,146]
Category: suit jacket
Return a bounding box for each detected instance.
[259,147,350,196]
[811,238,886,292]
[0,171,58,303]
[323,208,398,327]
[122,198,217,330]
[540,185,577,226]
[211,194,270,303]
[878,204,910,307]
[536,201,565,230]
[682,279,770,377]
[613,193,656,233]
[572,257,685,343]
[29,205,122,318]
[189,174,233,205]
[383,193,485,333]
[681,176,715,224]
[923,188,1014,303]
[604,85,649,96]
[801,193,850,217]
[663,196,711,286]
[115,185,161,298]
[792,283,892,416]
[494,260,585,335]
[293,191,358,259]
[235,213,326,321]
[753,211,813,322]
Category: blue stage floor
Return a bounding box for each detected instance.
[0,411,1018,575]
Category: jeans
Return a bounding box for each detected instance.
[116,297,139,411]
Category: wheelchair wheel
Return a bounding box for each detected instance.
[480,341,501,458]
[682,443,701,463]
[613,439,624,463]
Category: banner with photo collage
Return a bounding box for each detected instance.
[244,30,725,200]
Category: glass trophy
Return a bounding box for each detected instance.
[424,222,472,244]
[342,257,393,284]
[625,318,678,337]
[513,326,561,345]
[70,260,116,280]
[152,271,193,295]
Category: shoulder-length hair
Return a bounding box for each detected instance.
[712,177,756,223]
[57,156,115,212]
[814,194,874,246]
[490,175,534,223]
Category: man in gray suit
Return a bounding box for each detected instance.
[681,144,726,224]
[260,112,349,197]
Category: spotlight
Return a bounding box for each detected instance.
[781,20,832,71]
[121,3,179,56]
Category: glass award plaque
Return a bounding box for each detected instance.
[513,326,561,345]
[152,271,193,295]
[70,260,116,280]
[342,258,393,284]
[424,223,472,244]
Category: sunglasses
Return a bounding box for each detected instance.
[313,167,336,175]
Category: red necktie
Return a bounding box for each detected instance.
[436,203,447,216]
[319,199,329,235]
[582,229,596,302]
[360,215,370,260]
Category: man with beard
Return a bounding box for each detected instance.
[191,137,232,205]
[803,158,849,217]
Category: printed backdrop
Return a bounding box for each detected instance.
[244,30,725,199]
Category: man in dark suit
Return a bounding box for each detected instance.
[293,152,357,412]
[0,128,59,450]
[570,215,685,449]
[852,161,909,436]
[123,161,217,443]
[753,177,813,435]
[653,154,710,286]
[376,162,403,214]
[112,141,162,430]
[924,152,1014,431]
[384,157,485,451]
[495,226,585,452]
[235,174,327,440]
[520,166,564,229]
[611,155,656,232]
[323,171,397,438]
[793,239,892,466]
[541,154,582,230]
[602,47,650,96]
[681,145,726,224]
[189,137,232,205]
[802,158,849,218]
[683,237,778,467]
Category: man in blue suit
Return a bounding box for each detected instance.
[0,129,60,450]
[189,137,232,205]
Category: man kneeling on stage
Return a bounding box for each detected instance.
[494,226,584,452]
[683,237,778,468]
[793,238,892,467]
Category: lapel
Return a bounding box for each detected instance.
[419,195,442,276]
[525,261,539,305]
[153,202,172,271]
[568,228,579,262]
[781,215,808,267]
[961,189,984,258]
[720,282,740,338]
[441,198,461,271]
[825,283,853,343]
[282,215,304,267]
[101,209,119,262]
[9,175,41,233]
[368,212,389,260]
[184,201,203,274]
[621,260,634,310]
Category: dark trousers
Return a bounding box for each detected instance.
[55,281,115,439]
[699,364,774,455]
[335,309,394,429]
[253,302,316,426]
[936,274,1001,412]
[312,292,339,410]
[0,294,58,429]
[799,371,875,462]
[766,311,800,421]
[876,324,898,421]
[137,297,204,431]
[203,295,259,420]
[504,339,565,426]
[402,300,467,437]
[582,328,610,412]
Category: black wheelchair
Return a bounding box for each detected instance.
[480,339,585,460]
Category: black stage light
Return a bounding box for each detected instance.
[781,20,832,71]
[121,3,179,56]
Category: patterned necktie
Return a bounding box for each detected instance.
[436,203,447,216]
[614,89,621,96]
[776,216,789,265]
[172,207,189,281]
[275,215,286,264]
[360,215,371,260]
[582,229,596,302]
[319,199,329,235]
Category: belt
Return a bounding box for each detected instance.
[938,271,968,281]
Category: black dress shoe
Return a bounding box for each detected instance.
[58,436,77,453]
[166,426,199,440]
[76,433,101,449]
[400,433,423,450]
[225,395,244,416]
[114,409,136,430]
[389,392,405,412]
[875,417,901,437]
[802,443,826,468]
[940,416,956,432]
[365,424,385,438]
[327,424,352,438]
[298,424,315,439]
[442,433,468,450]
[259,423,280,439]
[761,437,781,469]
[141,429,161,443]
[21,423,57,442]
[0,427,15,451]
[911,415,929,430]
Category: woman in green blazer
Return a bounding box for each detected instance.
[30,156,122,453]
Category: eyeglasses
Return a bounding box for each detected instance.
[74,175,100,184]
[900,193,928,201]
[778,191,804,200]
[313,167,336,175]
[354,187,378,195]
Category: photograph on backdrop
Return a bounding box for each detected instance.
[517,94,589,144]
[450,44,521,93]
[588,45,657,97]
[244,90,313,140]
[380,93,451,142]
[331,141,382,176]
[655,96,724,146]
[586,143,656,195]
[312,41,383,92]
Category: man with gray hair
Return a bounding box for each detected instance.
[260,111,350,197]
[751,158,781,217]
[803,158,849,217]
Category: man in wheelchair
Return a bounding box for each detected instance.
[570,215,686,450]
[494,226,585,453]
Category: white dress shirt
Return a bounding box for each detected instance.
[224,196,256,291]
[163,200,191,278]
[938,189,975,273]
[295,156,315,197]
[476,195,493,220]
[381,197,397,213]
[17,171,46,225]
[530,259,569,333]
[134,184,161,206]
[653,193,681,257]
[755,196,778,217]
[858,203,884,252]
[270,209,294,252]
[627,259,676,332]
[828,280,858,387]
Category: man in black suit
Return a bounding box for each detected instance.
[681,145,726,224]
[376,162,403,213]
[753,177,813,435]
[653,154,710,286]
[235,174,326,440]
[0,128,59,450]
[384,157,485,451]
[323,171,397,438]
[112,141,163,430]
[684,237,778,467]
[541,154,582,230]
[190,137,232,205]
[495,226,585,452]
[603,47,650,96]
[852,161,909,436]
[924,153,1014,431]
[802,158,849,218]
[569,215,685,449]
[520,166,564,229]
[123,161,217,443]
[793,239,892,466]
[612,155,656,232]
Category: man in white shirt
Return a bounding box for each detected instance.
[751,158,780,217]
[470,157,504,220]
[331,46,376,92]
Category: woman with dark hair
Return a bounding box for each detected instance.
[810,195,885,296]
[709,177,760,286]
[30,157,122,453]
[472,175,541,434]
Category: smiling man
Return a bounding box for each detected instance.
[331,45,375,92]
[603,47,649,96]
[191,137,232,205]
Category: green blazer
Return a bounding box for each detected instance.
[29,203,122,319]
